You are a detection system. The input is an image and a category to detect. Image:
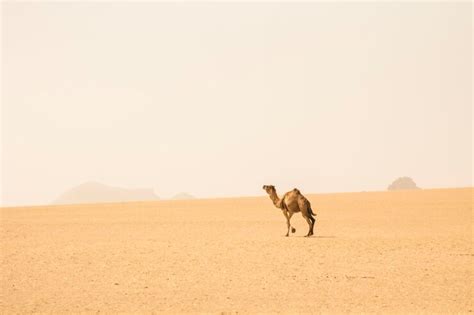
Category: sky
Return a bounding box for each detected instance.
[1,2,472,206]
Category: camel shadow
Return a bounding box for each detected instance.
[285,235,336,239]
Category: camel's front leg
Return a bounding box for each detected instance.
[283,211,294,237]
[283,210,290,236]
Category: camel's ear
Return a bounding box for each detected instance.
[262,185,266,189]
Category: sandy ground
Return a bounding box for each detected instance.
[1,188,472,313]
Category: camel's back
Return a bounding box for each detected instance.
[284,188,313,214]
[281,189,303,211]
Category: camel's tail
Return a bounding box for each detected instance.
[309,206,317,217]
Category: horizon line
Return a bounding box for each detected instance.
[1,186,472,210]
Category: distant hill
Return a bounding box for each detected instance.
[171,192,196,200]
[54,181,159,205]
[387,177,420,191]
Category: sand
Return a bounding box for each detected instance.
[1,188,472,313]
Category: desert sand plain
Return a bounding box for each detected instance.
[1,188,472,313]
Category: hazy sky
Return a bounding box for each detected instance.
[1,2,472,206]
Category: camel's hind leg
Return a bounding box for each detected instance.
[303,215,314,237]
[308,215,315,236]
[299,198,315,237]
[301,211,315,237]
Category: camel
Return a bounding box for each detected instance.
[263,185,316,237]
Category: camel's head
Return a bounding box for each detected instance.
[262,185,276,195]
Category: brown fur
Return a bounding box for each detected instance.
[262,185,316,237]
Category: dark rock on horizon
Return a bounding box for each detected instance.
[387,177,420,191]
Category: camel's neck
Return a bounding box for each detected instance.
[268,191,283,208]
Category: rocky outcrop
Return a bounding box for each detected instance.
[387,177,420,191]
[54,181,159,204]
